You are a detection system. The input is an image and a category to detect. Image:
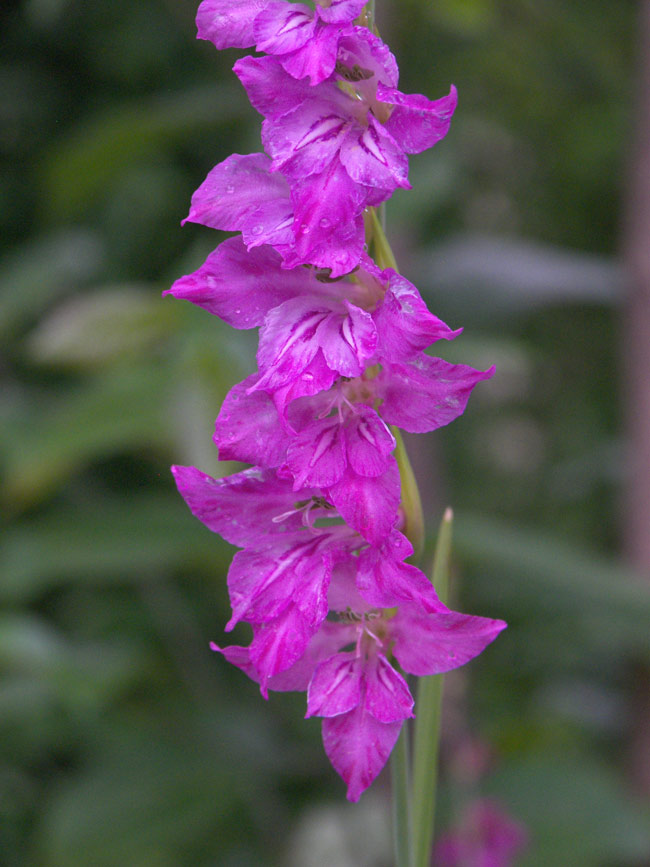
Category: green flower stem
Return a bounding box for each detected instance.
[367,0,376,29]
[363,101,421,867]
[412,508,453,867]
[392,427,425,559]
[367,199,425,559]
[369,206,398,271]
[391,719,413,867]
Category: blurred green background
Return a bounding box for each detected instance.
[2,0,650,864]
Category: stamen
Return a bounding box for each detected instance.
[335,61,374,83]
[272,507,302,524]
[272,498,314,524]
[303,501,321,533]
[317,383,344,419]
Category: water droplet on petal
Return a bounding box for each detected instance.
[299,223,309,235]
[251,224,263,235]
[319,217,330,228]
[226,184,235,194]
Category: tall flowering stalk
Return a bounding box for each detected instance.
[168,0,506,859]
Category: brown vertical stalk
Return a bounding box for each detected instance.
[622,0,650,797]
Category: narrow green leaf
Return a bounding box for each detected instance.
[391,722,413,867]
[0,495,228,602]
[430,507,453,604]
[40,85,246,220]
[412,508,453,867]
[0,230,104,339]
[454,513,650,658]
[26,285,176,370]
[1,367,169,510]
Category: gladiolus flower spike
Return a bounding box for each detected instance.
[168,0,506,803]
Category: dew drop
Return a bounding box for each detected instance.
[226,184,235,194]
[299,223,309,235]
[251,224,263,235]
[319,217,330,228]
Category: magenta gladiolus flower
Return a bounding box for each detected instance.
[234,34,456,271]
[179,152,364,276]
[188,1,457,275]
[434,799,528,867]
[168,0,505,803]
[172,462,505,795]
[168,240,492,544]
[197,0,368,85]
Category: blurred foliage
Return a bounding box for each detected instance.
[1,0,649,864]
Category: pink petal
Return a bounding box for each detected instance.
[280,20,343,84]
[196,0,268,49]
[377,356,495,434]
[288,158,367,277]
[182,153,293,252]
[373,269,462,362]
[286,415,347,488]
[211,641,259,681]
[336,27,399,88]
[226,536,331,629]
[257,302,331,389]
[356,534,443,612]
[321,299,377,375]
[379,84,458,155]
[213,619,355,693]
[343,406,395,477]
[254,1,315,55]
[249,604,317,696]
[166,237,308,328]
[322,706,402,801]
[327,557,370,612]
[256,296,376,392]
[382,527,414,561]
[171,465,316,547]
[281,217,365,277]
[263,93,352,180]
[391,604,507,676]
[315,0,366,24]
[365,655,414,723]
[339,115,410,192]
[234,54,311,118]
[284,385,339,433]
[267,620,356,691]
[215,374,290,466]
[268,350,339,423]
[306,651,362,717]
[327,460,400,544]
